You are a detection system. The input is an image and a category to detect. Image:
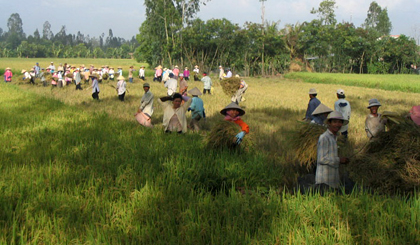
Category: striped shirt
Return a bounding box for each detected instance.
[315,129,340,188]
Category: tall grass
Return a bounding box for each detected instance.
[1,72,419,243]
[285,72,420,93]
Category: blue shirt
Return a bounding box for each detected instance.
[190,97,204,118]
[306,97,321,120]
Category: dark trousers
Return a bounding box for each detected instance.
[92,92,99,100]
[118,92,125,101]
[203,89,211,94]
[75,83,82,90]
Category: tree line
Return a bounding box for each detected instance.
[134,0,419,75]
[0,13,138,59]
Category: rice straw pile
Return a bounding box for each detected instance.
[291,122,326,170]
[206,120,249,150]
[219,77,241,96]
[102,73,109,80]
[349,115,420,194]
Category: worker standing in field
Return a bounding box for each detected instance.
[135,83,154,128]
[315,111,349,191]
[128,66,135,83]
[116,75,127,101]
[201,72,212,95]
[139,66,145,81]
[74,69,82,90]
[159,93,192,133]
[365,99,387,139]
[165,73,178,96]
[311,104,333,126]
[4,67,12,83]
[183,67,190,81]
[304,88,321,122]
[334,89,351,138]
[188,87,205,131]
[231,74,248,104]
[193,65,200,81]
[218,66,224,80]
[89,73,100,100]
[220,102,249,145]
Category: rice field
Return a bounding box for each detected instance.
[1,65,419,244]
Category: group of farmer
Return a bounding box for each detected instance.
[303,87,420,192]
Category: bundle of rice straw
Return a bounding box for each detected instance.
[44,73,52,82]
[206,120,249,150]
[219,77,241,96]
[349,116,420,194]
[65,73,73,78]
[102,73,109,80]
[291,122,325,170]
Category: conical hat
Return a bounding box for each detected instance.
[21,69,26,74]
[220,102,245,116]
[324,111,349,126]
[5,67,11,70]
[188,87,202,96]
[117,75,125,80]
[312,103,333,116]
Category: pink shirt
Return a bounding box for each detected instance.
[4,70,12,81]
[156,68,162,76]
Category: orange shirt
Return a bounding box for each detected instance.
[232,119,249,134]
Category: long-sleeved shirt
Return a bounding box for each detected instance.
[201,76,212,89]
[183,69,190,77]
[365,114,386,139]
[140,91,154,117]
[139,68,145,77]
[165,78,178,96]
[116,80,126,95]
[305,97,321,120]
[315,129,340,188]
[190,97,204,118]
[91,78,100,93]
[224,71,232,78]
[334,99,351,132]
[159,98,192,133]
[74,72,82,84]
[4,70,12,81]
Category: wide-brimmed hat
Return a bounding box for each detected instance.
[194,65,199,68]
[312,104,333,116]
[220,102,245,116]
[324,111,349,125]
[175,65,178,68]
[143,83,150,88]
[185,67,188,69]
[308,88,317,94]
[410,105,420,126]
[188,87,202,96]
[21,69,27,74]
[367,98,381,108]
[5,67,11,70]
[157,65,162,69]
[30,68,34,71]
[117,75,125,80]
[117,66,122,69]
[337,89,345,95]
[89,73,98,78]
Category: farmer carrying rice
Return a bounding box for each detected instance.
[365,99,387,139]
[311,103,333,126]
[135,83,154,128]
[231,74,248,104]
[315,111,350,191]
[220,102,249,145]
[304,88,321,122]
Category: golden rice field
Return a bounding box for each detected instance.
[1,59,419,244]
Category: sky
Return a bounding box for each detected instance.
[1,0,419,42]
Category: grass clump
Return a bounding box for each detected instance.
[349,116,420,194]
[205,120,242,150]
[219,77,241,96]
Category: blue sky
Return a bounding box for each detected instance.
[1,0,419,42]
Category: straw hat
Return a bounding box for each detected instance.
[175,65,178,68]
[89,73,98,78]
[117,75,125,80]
[21,69,27,74]
[143,83,150,88]
[235,74,240,78]
[220,102,245,116]
[367,98,381,108]
[185,67,188,69]
[308,88,317,94]
[188,87,202,96]
[117,66,122,69]
[194,65,199,68]
[337,89,345,95]
[5,67,11,70]
[312,104,333,116]
[324,111,349,125]
[157,65,162,69]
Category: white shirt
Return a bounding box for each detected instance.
[165,78,178,96]
[116,80,126,95]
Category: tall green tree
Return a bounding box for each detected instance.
[5,13,25,49]
[310,0,337,26]
[363,1,392,36]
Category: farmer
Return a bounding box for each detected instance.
[109,67,115,81]
[128,66,135,83]
[117,67,123,76]
[89,73,100,100]
[365,99,387,139]
[21,69,31,81]
[231,74,248,104]
[183,67,190,81]
[224,68,232,78]
[165,73,178,96]
[135,83,154,128]
[116,75,127,101]
[154,65,163,82]
[29,68,36,85]
[48,62,56,72]
[201,72,212,95]
[188,87,205,131]
[162,68,170,83]
[220,102,249,145]
[179,73,188,96]
[334,89,351,138]
[139,66,145,81]
[159,93,192,133]
[39,68,48,87]
[218,66,224,80]
[315,111,350,190]
[409,105,420,126]
[193,65,200,81]
[304,88,321,122]
[34,63,40,77]
[4,67,12,82]
[311,104,333,126]
[74,68,82,90]
[172,65,180,79]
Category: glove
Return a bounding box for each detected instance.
[235,131,246,145]
[187,107,191,112]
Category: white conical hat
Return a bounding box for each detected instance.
[312,103,333,116]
